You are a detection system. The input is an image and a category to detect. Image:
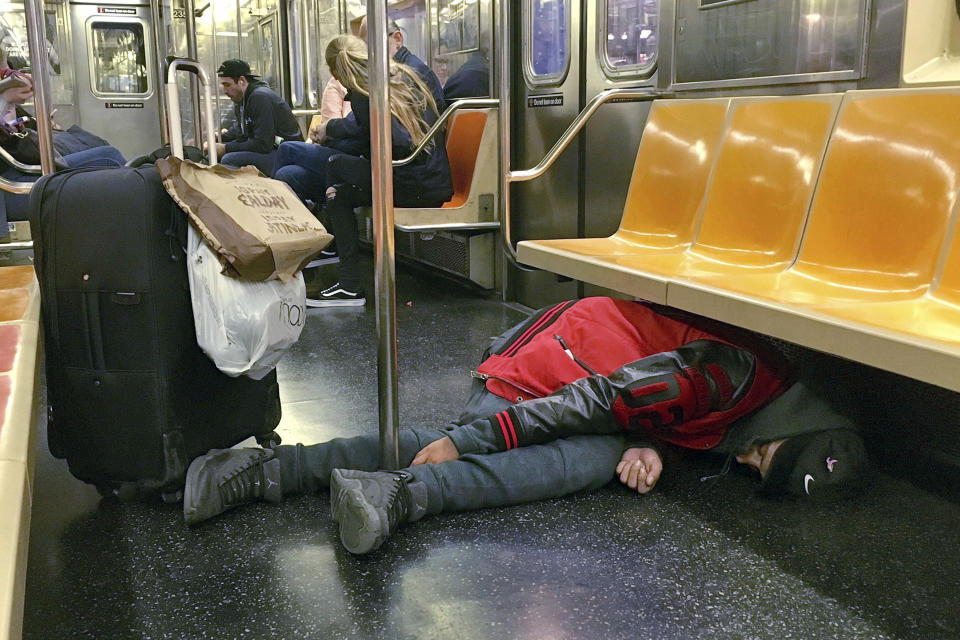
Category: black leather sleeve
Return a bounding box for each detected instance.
[447,340,757,455]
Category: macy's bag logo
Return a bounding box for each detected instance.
[279,300,305,327]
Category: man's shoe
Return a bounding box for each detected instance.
[330,469,426,554]
[306,282,366,308]
[183,448,282,525]
[305,247,339,268]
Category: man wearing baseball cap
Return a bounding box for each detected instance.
[214,58,302,175]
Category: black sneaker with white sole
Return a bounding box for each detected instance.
[306,282,366,307]
[304,247,339,268]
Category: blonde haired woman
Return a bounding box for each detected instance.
[308,34,452,306]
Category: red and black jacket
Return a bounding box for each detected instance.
[448,298,789,456]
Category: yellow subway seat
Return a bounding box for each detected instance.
[681,91,960,307]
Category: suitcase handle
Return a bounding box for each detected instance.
[165,58,218,164]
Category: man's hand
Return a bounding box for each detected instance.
[203,140,226,157]
[616,447,662,494]
[308,122,325,144]
[411,436,460,465]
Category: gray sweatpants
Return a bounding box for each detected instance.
[274,385,626,515]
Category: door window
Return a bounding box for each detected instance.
[89,21,149,95]
[601,0,658,78]
[525,0,570,85]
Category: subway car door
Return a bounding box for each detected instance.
[579,0,660,294]
[69,0,161,160]
[510,0,581,308]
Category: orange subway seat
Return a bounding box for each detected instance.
[528,99,731,258]
[684,90,960,306]
[442,111,487,209]
[604,96,840,279]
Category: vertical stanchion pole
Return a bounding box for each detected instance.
[23,0,55,175]
[151,0,170,145]
[497,0,515,274]
[184,0,203,145]
[368,1,399,470]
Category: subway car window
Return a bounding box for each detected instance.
[89,21,149,95]
[438,0,480,54]
[526,0,570,84]
[601,0,658,77]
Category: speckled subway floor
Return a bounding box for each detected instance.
[22,259,960,640]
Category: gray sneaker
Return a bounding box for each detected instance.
[330,469,426,554]
[183,448,282,525]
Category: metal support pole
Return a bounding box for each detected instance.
[184,0,203,145]
[368,1,399,470]
[23,0,55,174]
[496,0,513,263]
[150,0,170,145]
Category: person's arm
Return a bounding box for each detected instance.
[444,339,763,456]
[223,91,276,154]
[325,111,363,142]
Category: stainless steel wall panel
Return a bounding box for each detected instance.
[672,0,870,89]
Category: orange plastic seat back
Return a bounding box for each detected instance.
[689,97,839,269]
[795,91,960,295]
[441,111,487,208]
[616,100,729,249]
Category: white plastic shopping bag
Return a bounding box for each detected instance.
[187,226,306,379]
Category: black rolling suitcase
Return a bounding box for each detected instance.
[29,165,282,500]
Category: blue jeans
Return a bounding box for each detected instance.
[62,145,126,168]
[1,145,127,224]
[220,149,277,176]
[273,141,335,202]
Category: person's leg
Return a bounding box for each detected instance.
[62,145,126,168]
[273,142,334,200]
[330,434,626,553]
[410,434,626,514]
[182,427,449,525]
[273,428,449,494]
[307,153,372,305]
[220,150,276,176]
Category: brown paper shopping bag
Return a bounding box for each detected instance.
[157,156,332,281]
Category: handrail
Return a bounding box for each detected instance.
[394,98,499,167]
[292,108,321,117]
[497,85,666,264]
[0,145,42,175]
[0,175,34,195]
[510,88,665,183]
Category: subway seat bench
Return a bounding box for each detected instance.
[359,107,500,231]
[517,88,960,392]
[0,265,41,640]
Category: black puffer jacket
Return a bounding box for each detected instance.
[327,89,453,205]
[222,80,303,154]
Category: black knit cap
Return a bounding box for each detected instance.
[217,59,259,80]
[760,429,868,498]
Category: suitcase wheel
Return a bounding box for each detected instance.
[256,431,282,449]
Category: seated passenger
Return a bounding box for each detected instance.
[273,17,446,203]
[213,59,303,176]
[443,50,490,101]
[359,18,446,114]
[301,35,452,307]
[272,76,352,204]
[183,298,870,555]
[1,46,126,226]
